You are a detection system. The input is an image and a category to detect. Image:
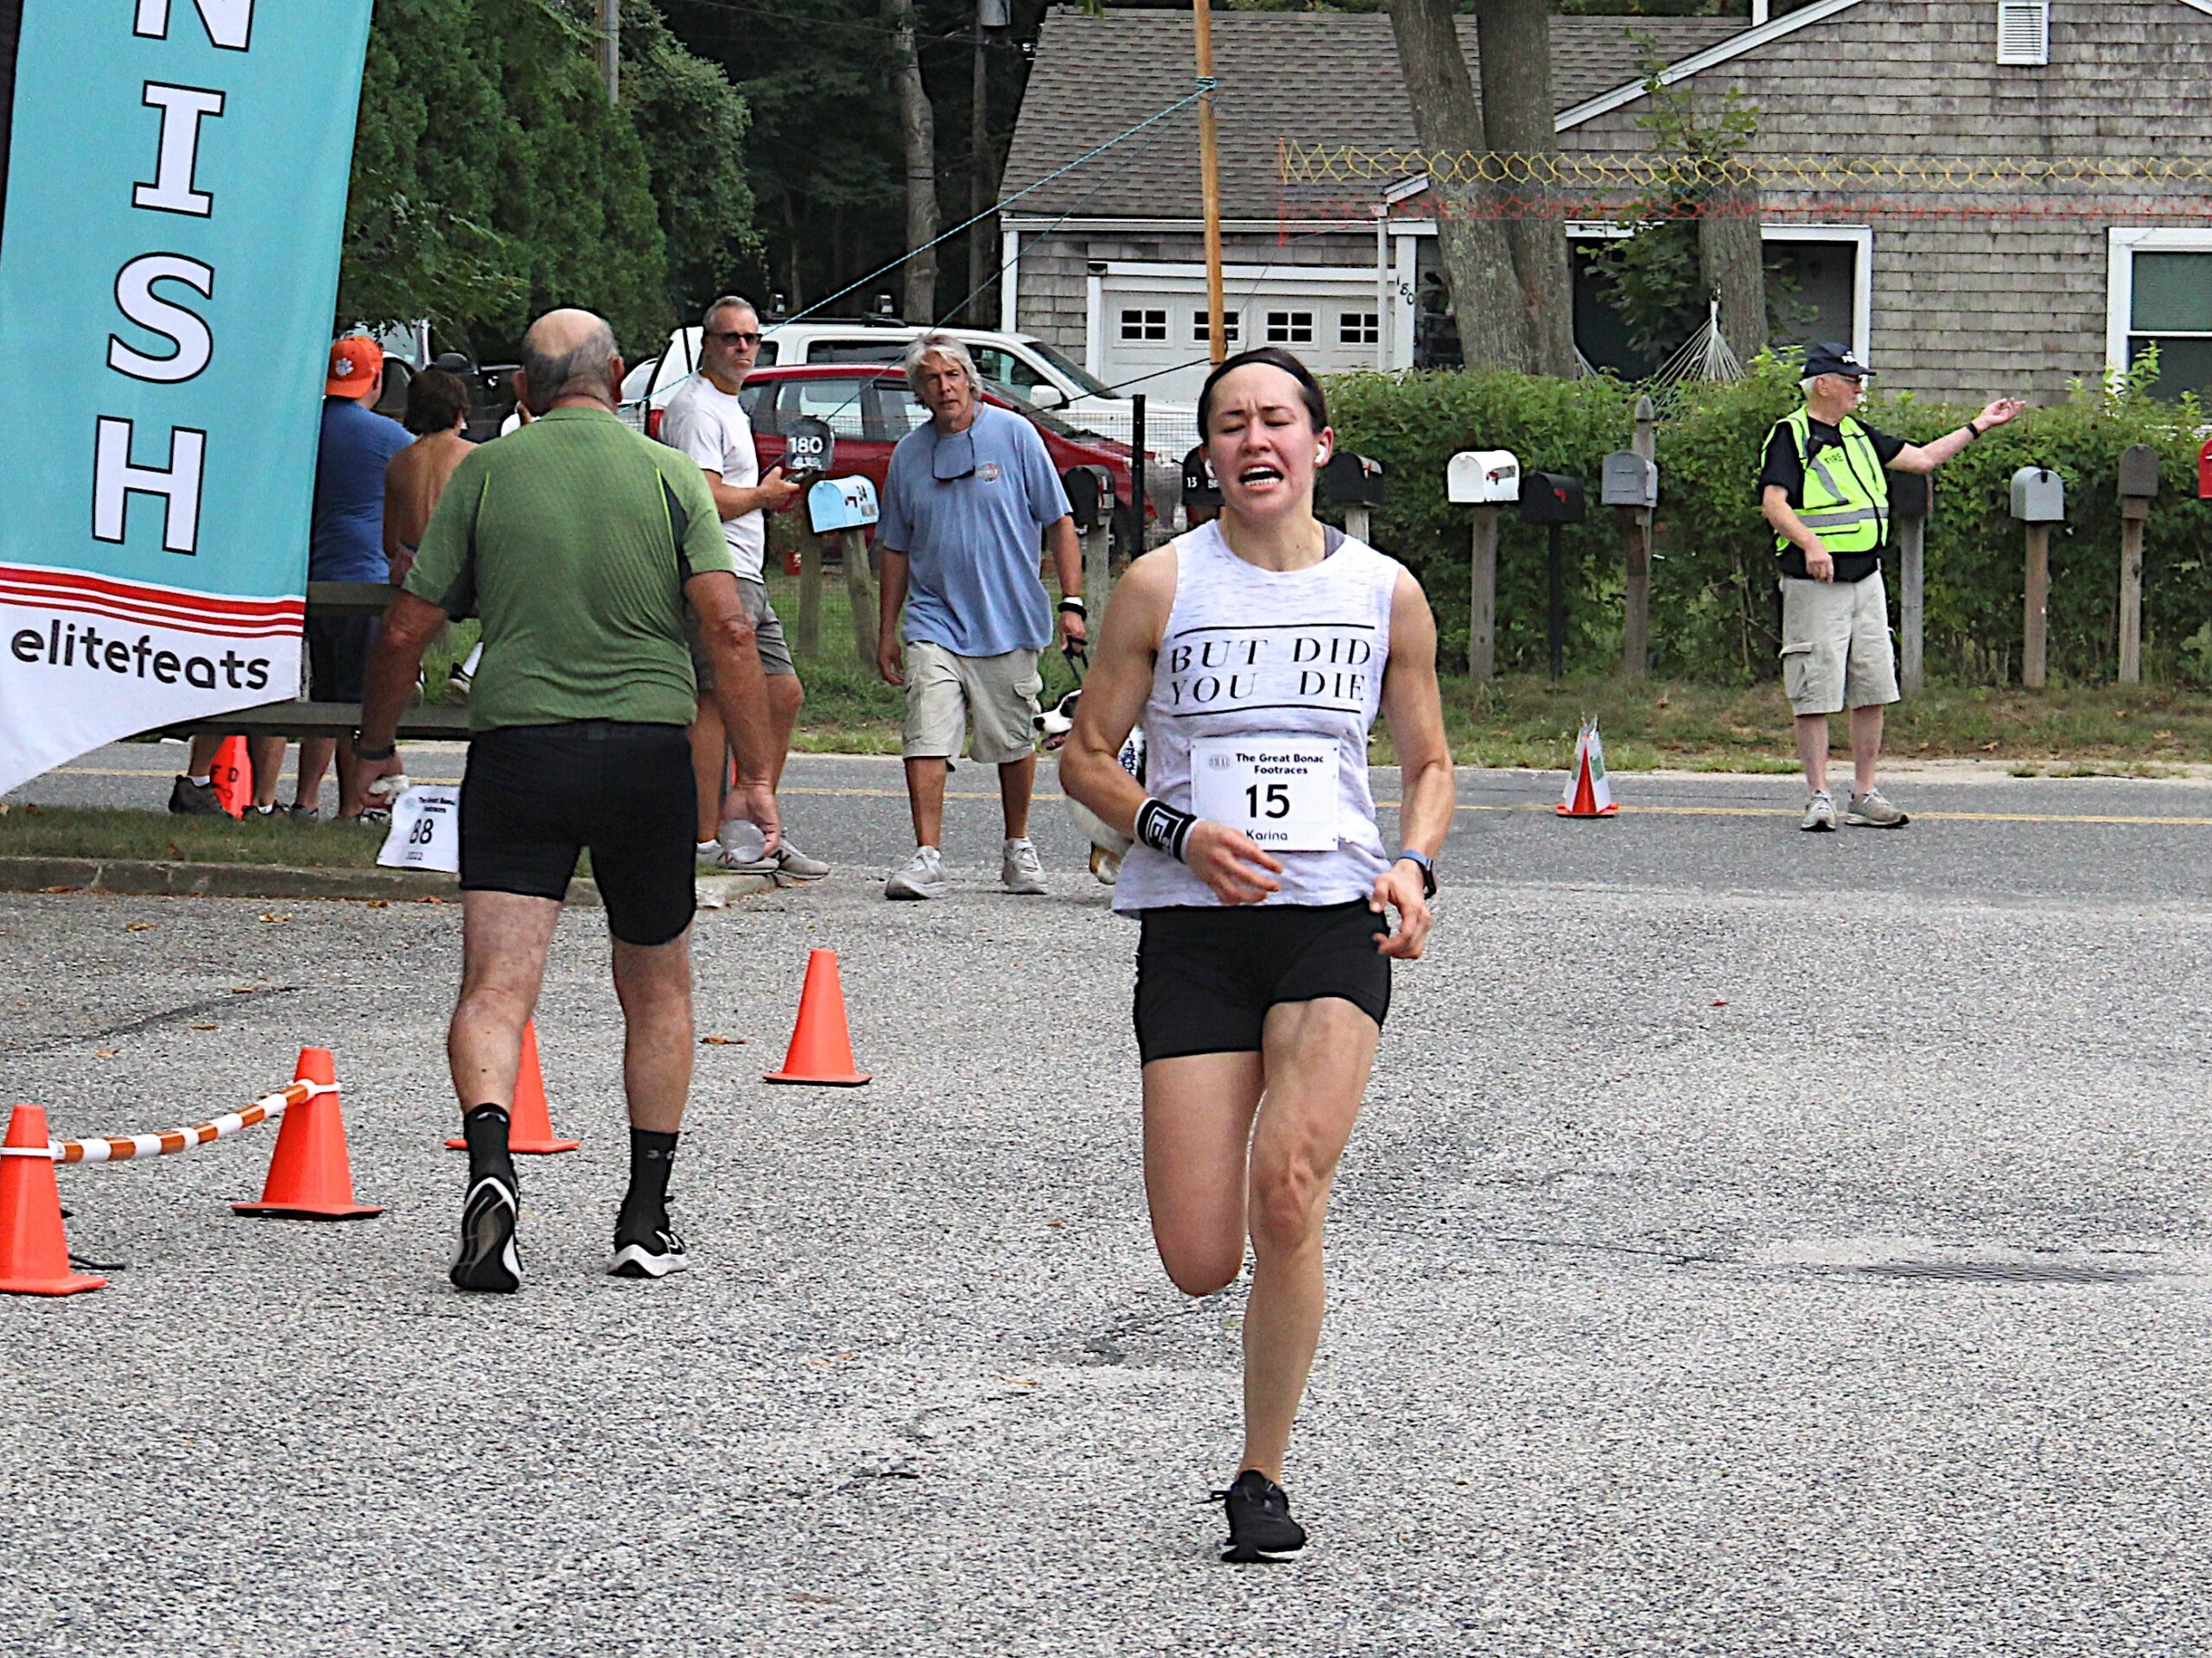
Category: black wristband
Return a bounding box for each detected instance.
[1964,421,1984,442]
[352,735,396,762]
[1058,596,1085,613]
[1134,797,1196,861]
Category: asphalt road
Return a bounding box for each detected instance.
[5,744,2212,1654]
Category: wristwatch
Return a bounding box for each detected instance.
[1395,848,1436,899]
[351,733,396,762]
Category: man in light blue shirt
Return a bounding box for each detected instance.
[875,334,1084,899]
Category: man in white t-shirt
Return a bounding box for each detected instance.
[658,295,821,880]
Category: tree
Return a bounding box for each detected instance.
[1383,0,1535,371]
[1472,0,1578,376]
[886,0,938,322]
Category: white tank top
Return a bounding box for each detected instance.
[1113,519,1402,913]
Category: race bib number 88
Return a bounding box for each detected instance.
[1189,737,1339,851]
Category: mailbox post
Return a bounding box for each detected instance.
[1521,473,1587,681]
[1891,471,1931,694]
[785,418,836,656]
[2117,445,2160,684]
[807,476,881,670]
[2010,467,2066,689]
[1447,450,1520,680]
[1322,452,1386,546]
[1603,397,1659,679]
[1062,464,1116,629]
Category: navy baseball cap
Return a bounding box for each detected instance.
[1802,342,1873,379]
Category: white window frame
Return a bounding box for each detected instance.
[2106,226,2212,381]
[1339,310,1382,346]
[1117,307,1167,343]
[1266,308,1316,346]
[1191,309,1242,346]
[1997,0,2050,65]
[1564,221,1873,366]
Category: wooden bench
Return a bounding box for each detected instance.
[158,581,473,741]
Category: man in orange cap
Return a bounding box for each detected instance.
[286,333,413,820]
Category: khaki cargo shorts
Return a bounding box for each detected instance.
[689,576,797,694]
[1778,571,1900,717]
[902,640,1043,765]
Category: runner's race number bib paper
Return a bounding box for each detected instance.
[378,786,461,874]
[1190,738,1338,851]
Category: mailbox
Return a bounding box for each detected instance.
[1519,472,1586,526]
[1321,452,1386,508]
[2118,444,2161,503]
[1890,470,1930,521]
[806,475,879,535]
[1599,451,1657,510]
[1061,464,1114,534]
[2009,466,2066,524]
[1447,449,1521,505]
[1181,444,1221,511]
[783,416,836,480]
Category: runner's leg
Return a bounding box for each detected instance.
[1239,995,1379,1482]
[998,753,1035,840]
[448,891,563,1109]
[609,929,694,1135]
[1143,1051,1266,1294]
[905,757,948,848]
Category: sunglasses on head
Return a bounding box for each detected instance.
[706,329,763,346]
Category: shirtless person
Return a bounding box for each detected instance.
[385,367,474,586]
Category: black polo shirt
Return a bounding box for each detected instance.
[1759,418,1906,583]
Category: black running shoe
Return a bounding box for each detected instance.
[1214,1470,1307,1563]
[608,1218,689,1280]
[168,775,225,816]
[449,1172,520,1293]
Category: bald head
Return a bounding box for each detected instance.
[516,308,620,414]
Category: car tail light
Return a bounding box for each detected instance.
[645,408,664,440]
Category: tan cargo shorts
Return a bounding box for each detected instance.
[901,640,1043,765]
[1779,571,1900,717]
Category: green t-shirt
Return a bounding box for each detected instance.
[404,407,734,731]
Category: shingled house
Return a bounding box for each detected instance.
[995,1,2212,403]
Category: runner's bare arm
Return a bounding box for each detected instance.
[1063,549,1282,905]
[685,569,781,851]
[343,589,446,814]
[1372,570,1452,959]
[875,547,909,684]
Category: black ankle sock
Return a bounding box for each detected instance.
[620,1128,678,1229]
[462,1104,515,1184]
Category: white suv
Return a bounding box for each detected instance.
[623,319,1199,468]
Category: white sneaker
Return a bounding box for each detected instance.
[1001,837,1047,895]
[697,839,774,875]
[772,838,831,882]
[1800,791,1838,832]
[886,845,950,899]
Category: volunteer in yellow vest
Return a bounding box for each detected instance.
[1760,344,2022,831]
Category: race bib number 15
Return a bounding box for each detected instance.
[1189,737,1339,851]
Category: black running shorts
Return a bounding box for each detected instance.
[1134,899,1391,1065]
[460,721,696,945]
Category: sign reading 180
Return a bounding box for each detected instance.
[93,0,258,559]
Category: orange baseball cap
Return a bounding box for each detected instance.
[325,334,381,398]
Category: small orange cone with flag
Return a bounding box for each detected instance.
[210,735,251,818]
[0,1105,105,1296]
[1556,720,1619,818]
[232,1048,383,1220]
[446,1021,578,1153]
[764,949,871,1086]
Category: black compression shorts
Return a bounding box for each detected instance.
[459,721,696,945]
[1134,899,1391,1064]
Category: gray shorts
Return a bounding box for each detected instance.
[690,575,795,693]
[1779,571,1900,717]
[901,640,1042,765]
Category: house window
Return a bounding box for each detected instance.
[2114,238,2212,402]
[1997,1,2049,66]
[1118,308,1166,342]
[1339,311,1381,346]
[1190,311,1242,345]
[1265,310,1314,345]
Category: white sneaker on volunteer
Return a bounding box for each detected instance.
[699,819,777,875]
[1001,837,1046,895]
[886,845,950,900]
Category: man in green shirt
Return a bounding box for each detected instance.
[349,308,780,1293]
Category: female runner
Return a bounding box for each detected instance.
[1061,346,1453,1561]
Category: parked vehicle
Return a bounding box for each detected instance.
[727,364,1151,553]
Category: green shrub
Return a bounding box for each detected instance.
[1324,357,2210,686]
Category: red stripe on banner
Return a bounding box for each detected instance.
[0,589,302,638]
[0,566,305,624]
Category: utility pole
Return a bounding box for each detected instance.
[1193,0,1224,363]
[600,0,619,105]
[969,6,989,321]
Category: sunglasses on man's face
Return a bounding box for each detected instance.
[707,330,763,346]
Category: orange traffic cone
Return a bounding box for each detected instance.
[210,735,251,819]
[0,1105,105,1295]
[444,1021,578,1154]
[232,1048,383,1220]
[764,949,871,1086]
[1556,720,1620,819]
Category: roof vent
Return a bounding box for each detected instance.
[1998,0,2050,65]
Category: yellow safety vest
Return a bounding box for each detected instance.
[1773,410,1890,556]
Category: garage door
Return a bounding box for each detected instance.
[1095,264,1388,403]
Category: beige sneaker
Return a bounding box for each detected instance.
[1845,789,1910,828]
[1800,790,1837,832]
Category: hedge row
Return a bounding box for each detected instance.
[1320,356,2212,685]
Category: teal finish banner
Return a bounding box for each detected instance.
[0,0,376,791]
